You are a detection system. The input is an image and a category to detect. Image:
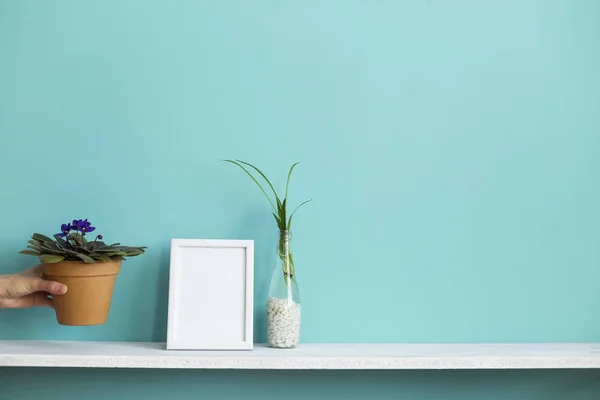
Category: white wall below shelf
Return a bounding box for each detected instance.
[1,341,600,370]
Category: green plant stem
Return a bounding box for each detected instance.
[278,232,294,288]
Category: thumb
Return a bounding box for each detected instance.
[20,276,67,296]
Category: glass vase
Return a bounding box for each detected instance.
[267,229,301,349]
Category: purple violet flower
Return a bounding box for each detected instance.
[56,223,72,238]
[71,219,96,236]
[72,219,82,231]
[80,219,95,235]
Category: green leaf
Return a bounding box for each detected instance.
[43,241,61,251]
[94,246,121,252]
[272,212,281,225]
[91,253,112,262]
[75,253,95,263]
[276,197,286,226]
[235,159,281,203]
[119,246,144,252]
[124,249,144,256]
[27,244,44,252]
[101,251,128,257]
[40,254,65,263]
[108,243,120,247]
[67,235,84,249]
[287,199,312,229]
[33,233,54,242]
[78,246,92,255]
[285,162,299,200]
[28,239,42,245]
[29,244,63,255]
[88,241,106,252]
[19,250,41,256]
[40,243,65,255]
[27,240,44,253]
[224,160,276,211]
[54,235,67,247]
[69,232,84,243]
[279,198,289,230]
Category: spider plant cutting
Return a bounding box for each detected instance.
[226,159,310,348]
[224,160,311,286]
[19,219,146,326]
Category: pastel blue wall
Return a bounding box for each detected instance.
[1,0,599,399]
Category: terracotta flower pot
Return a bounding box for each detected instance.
[42,260,121,326]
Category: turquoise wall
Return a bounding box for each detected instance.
[1,0,600,398]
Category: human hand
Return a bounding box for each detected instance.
[0,265,68,309]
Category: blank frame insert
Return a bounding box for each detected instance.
[167,239,254,350]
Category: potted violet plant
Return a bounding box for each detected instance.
[19,219,146,326]
[225,159,311,348]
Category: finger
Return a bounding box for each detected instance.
[17,264,44,278]
[29,264,44,277]
[32,292,53,308]
[8,293,53,308]
[21,276,67,296]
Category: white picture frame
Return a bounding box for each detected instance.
[166,239,254,350]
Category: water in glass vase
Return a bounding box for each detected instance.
[267,229,301,349]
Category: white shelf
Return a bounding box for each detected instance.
[1,341,600,370]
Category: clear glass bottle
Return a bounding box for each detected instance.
[267,229,301,349]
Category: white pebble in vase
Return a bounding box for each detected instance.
[267,297,301,349]
[266,228,302,349]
